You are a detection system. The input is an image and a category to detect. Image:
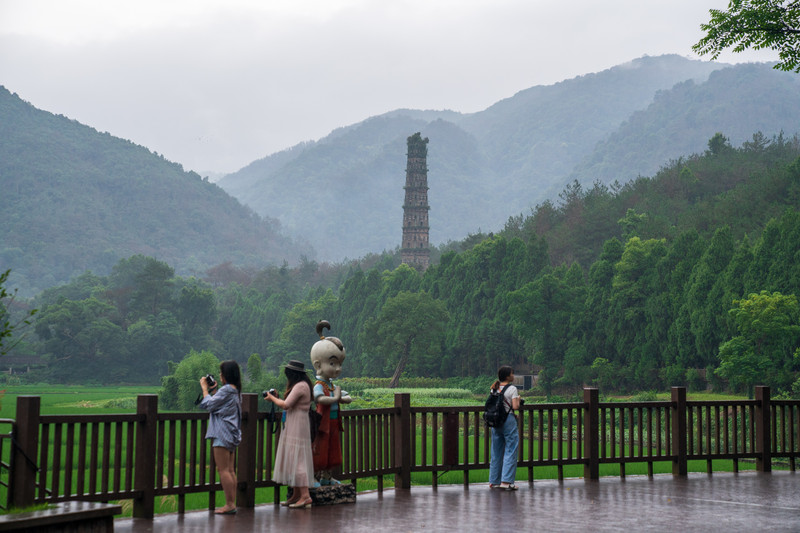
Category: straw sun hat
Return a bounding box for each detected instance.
[283,360,307,373]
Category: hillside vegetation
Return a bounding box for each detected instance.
[4,56,799,300]
[0,87,311,297]
[16,134,800,399]
[570,64,800,185]
[219,56,800,261]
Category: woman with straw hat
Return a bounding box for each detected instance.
[264,359,315,508]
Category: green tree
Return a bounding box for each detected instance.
[131,258,175,318]
[590,357,620,390]
[617,208,649,241]
[362,291,449,387]
[34,297,128,382]
[159,349,220,410]
[108,255,175,322]
[508,264,585,395]
[270,290,337,366]
[659,230,706,381]
[127,311,187,383]
[607,237,667,387]
[0,269,37,355]
[246,352,263,384]
[693,0,800,73]
[707,132,733,156]
[579,238,624,374]
[176,281,217,349]
[717,290,800,396]
[687,227,736,368]
[745,210,800,296]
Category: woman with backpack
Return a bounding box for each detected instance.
[488,365,520,490]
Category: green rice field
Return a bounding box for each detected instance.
[0,385,161,418]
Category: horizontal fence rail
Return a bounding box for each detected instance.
[7,386,800,518]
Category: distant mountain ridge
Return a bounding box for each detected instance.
[5,54,800,297]
[0,87,311,297]
[220,55,799,262]
[569,63,800,184]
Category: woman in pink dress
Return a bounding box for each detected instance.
[264,359,315,508]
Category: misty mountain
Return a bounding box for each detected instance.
[0,86,311,297]
[569,64,800,185]
[220,55,739,261]
[5,54,799,298]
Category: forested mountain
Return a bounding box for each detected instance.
[570,64,800,185]
[218,55,800,262]
[22,135,800,397]
[0,87,311,297]
[5,53,800,394]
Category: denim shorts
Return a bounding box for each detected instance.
[212,438,236,453]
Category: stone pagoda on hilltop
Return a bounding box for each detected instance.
[401,132,430,271]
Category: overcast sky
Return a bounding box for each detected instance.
[0,0,780,175]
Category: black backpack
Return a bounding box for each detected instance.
[483,384,511,427]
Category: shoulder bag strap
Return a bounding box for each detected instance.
[500,384,513,413]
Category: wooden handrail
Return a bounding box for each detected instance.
[5,387,799,516]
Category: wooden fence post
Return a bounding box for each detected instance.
[393,393,411,489]
[583,388,599,481]
[442,410,459,467]
[11,396,40,508]
[237,393,258,507]
[133,395,158,519]
[671,386,687,476]
[755,386,771,472]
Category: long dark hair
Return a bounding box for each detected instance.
[284,367,313,399]
[492,365,514,390]
[220,360,242,395]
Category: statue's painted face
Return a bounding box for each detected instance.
[318,355,342,380]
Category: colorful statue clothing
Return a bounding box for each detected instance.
[309,320,351,485]
[312,379,343,475]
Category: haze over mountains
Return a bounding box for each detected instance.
[0,87,312,297]
[3,54,800,296]
[218,55,800,262]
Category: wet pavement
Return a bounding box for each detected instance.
[115,471,800,532]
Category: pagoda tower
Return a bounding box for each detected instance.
[401,132,430,270]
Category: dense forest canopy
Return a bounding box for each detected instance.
[10,133,800,398]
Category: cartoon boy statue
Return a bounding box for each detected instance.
[310,320,352,485]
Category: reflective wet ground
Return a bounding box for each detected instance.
[116,471,800,532]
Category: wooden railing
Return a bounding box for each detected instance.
[0,419,15,510]
[7,386,800,518]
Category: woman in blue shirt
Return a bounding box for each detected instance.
[199,360,242,514]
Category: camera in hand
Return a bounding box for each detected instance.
[262,388,278,399]
[204,374,217,389]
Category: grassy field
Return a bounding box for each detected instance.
[0,385,161,418]
[0,384,749,418]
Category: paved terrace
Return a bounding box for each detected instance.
[116,471,800,532]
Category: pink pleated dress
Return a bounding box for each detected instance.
[271,381,315,487]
